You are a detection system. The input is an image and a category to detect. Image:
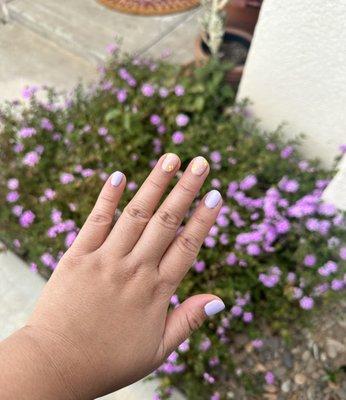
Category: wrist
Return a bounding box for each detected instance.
[0,326,79,400]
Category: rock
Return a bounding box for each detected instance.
[281,380,291,393]
[294,373,307,385]
[326,338,346,359]
[254,363,266,372]
[320,352,327,362]
[264,394,277,400]
[264,384,277,393]
[312,343,319,360]
[302,350,310,362]
[283,351,294,368]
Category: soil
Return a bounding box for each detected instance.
[227,300,346,399]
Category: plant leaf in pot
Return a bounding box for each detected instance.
[195,27,252,89]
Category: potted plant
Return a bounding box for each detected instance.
[195,0,254,89]
[225,0,263,35]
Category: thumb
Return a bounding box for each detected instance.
[160,294,225,358]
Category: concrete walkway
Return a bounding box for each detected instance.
[0,1,198,398]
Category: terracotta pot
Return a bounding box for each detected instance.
[225,0,263,35]
[195,28,252,88]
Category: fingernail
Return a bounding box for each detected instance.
[111,171,124,187]
[204,299,225,316]
[162,153,179,173]
[191,156,209,176]
[205,190,222,209]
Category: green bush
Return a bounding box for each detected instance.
[0,50,345,399]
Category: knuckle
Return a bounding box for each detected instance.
[125,202,151,224]
[193,212,209,229]
[185,310,202,334]
[148,177,163,191]
[156,209,181,230]
[88,209,113,226]
[99,191,115,207]
[176,233,200,256]
[177,181,195,195]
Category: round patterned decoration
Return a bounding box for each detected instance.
[98,0,200,16]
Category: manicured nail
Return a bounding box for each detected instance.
[162,153,179,173]
[191,156,209,176]
[205,190,222,209]
[204,299,225,316]
[111,171,124,187]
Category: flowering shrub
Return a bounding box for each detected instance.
[0,50,345,399]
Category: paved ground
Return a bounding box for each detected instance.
[0,1,197,398]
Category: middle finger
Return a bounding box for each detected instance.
[132,156,210,262]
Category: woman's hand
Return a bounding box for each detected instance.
[0,154,225,400]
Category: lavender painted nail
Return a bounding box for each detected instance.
[205,190,222,209]
[111,171,124,187]
[204,299,225,316]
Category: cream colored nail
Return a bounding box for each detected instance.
[191,156,209,176]
[162,153,179,172]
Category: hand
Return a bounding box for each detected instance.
[0,154,225,400]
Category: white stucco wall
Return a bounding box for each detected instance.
[237,0,346,168]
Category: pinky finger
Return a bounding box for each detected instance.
[71,171,126,254]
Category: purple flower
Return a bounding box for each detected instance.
[194,260,206,273]
[281,145,294,159]
[150,114,161,126]
[40,252,56,269]
[23,151,40,167]
[178,340,190,352]
[339,144,346,153]
[172,131,184,144]
[231,305,242,317]
[65,231,77,248]
[304,254,316,267]
[127,181,138,191]
[318,203,336,216]
[12,205,23,216]
[299,296,314,310]
[60,173,74,184]
[243,311,253,323]
[44,188,56,200]
[7,178,19,190]
[240,175,257,191]
[204,236,216,248]
[6,191,20,203]
[211,393,220,400]
[246,243,261,256]
[106,42,118,54]
[340,247,346,260]
[210,151,221,164]
[159,87,169,98]
[18,127,37,138]
[81,169,94,178]
[98,127,108,136]
[141,83,155,97]
[41,118,54,131]
[331,279,344,291]
[19,210,35,228]
[199,338,211,351]
[279,177,299,193]
[29,262,38,273]
[176,113,189,127]
[170,294,179,306]
[117,89,127,103]
[252,339,263,348]
[21,85,38,100]
[13,143,24,153]
[226,252,237,266]
[265,371,275,385]
[174,85,185,96]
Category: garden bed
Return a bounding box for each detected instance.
[0,48,345,399]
